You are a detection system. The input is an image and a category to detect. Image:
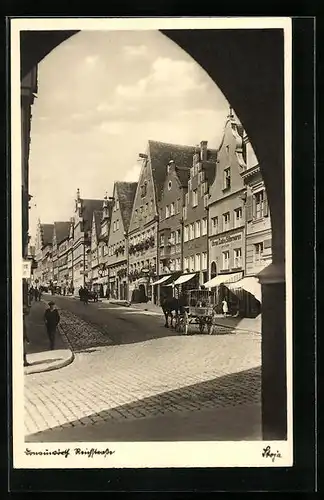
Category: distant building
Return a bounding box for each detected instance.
[207,110,247,308]
[52,221,71,289]
[182,141,217,291]
[71,189,103,290]
[34,221,54,286]
[90,209,103,291]
[106,182,137,300]
[96,195,114,298]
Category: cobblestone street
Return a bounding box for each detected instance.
[25,295,261,441]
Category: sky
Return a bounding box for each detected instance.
[29,30,230,243]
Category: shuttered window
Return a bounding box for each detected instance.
[246,195,253,222]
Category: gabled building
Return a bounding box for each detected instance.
[34,220,54,286]
[128,140,195,303]
[181,140,217,291]
[72,189,103,291]
[106,182,137,300]
[52,221,71,289]
[96,195,114,297]
[205,109,248,310]
[90,209,103,291]
[67,217,75,291]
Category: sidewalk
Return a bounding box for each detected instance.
[24,301,74,375]
[106,300,262,333]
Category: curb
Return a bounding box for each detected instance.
[25,349,75,375]
[213,322,261,335]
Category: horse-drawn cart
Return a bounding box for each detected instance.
[176,289,218,335]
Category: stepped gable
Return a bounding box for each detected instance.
[148,140,196,200]
[82,199,104,233]
[41,223,54,247]
[53,221,71,244]
[116,182,137,233]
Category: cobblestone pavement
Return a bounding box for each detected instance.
[25,296,261,439]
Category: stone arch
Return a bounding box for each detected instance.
[19,28,286,439]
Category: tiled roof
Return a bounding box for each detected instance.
[93,210,103,240]
[82,199,103,233]
[116,182,137,233]
[54,221,71,245]
[148,140,217,199]
[41,223,54,247]
[148,141,196,200]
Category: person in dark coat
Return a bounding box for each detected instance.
[44,301,60,350]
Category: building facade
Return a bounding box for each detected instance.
[207,111,247,307]
[90,209,103,291]
[72,189,103,291]
[182,141,217,291]
[51,221,71,289]
[106,182,137,300]
[95,195,113,297]
[34,221,54,286]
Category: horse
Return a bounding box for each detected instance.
[160,294,188,328]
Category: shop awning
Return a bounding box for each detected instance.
[152,275,171,286]
[227,276,262,302]
[203,272,243,288]
[170,273,197,286]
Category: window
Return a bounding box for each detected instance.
[192,189,198,207]
[168,180,172,191]
[222,250,230,270]
[189,223,195,240]
[176,198,180,214]
[116,219,119,231]
[200,181,206,196]
[176,229,181,244]
[211,216,218,235]
[165,205,170,218]
[185,192,189,206]
[254,242,264,263]
[223,168,231,190]
[170,202,175,216]
[202,217,208,235]
[160,234,165,246]
[255,190,265,219]
[113,221,116,232]
[233,248,242,268]
[183,206,188,220]
[184,226,189,242]
[201,252,207,270]
[223,212,230,231]
[190,256,195,271]
[184,257,189,271]
[195,220,201,238]
[188,179,192,190]
[234,207,243,228]
[195,253,201,271]
[204,194,209,208]
[170,232,175,245]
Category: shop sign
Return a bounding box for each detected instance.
[22,259,32,279]
[211,232,242,247]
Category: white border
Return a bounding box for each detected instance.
[11,16,293,469]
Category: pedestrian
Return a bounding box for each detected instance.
[38,288,42,301]
[23,305,30,366]
[44,301,60,350]
[28,286,34,304]
[222,298,228,317]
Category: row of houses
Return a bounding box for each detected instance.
[33,110,272,316]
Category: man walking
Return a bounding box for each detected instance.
[44,301,60,350]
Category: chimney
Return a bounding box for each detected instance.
[200,140,208,161]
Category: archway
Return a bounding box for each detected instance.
[210,261,217,279]
[19,28,286,440]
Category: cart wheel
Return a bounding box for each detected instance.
[199,320,205,334]
[208,323,214,335]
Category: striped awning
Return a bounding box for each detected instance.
[203,272,243,288]
[171,273,197,286]
[227,276,262,302]
[152,275,172,286]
